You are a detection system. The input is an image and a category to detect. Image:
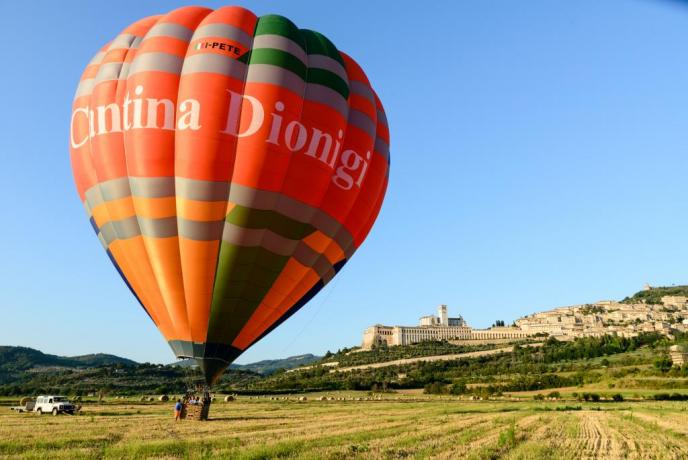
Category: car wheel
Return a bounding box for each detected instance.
[52,408,58,416]
[36,408,42,415]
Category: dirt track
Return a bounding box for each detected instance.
[333,343,542,373]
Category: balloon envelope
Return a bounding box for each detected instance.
[69,6,390,385]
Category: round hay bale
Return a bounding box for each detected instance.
[224,395,235,402]
[298,396,307,402]
[148,397,155,402]
[19,397,34,406]
[158,395,169,402]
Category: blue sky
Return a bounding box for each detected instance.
[1,0,687,364]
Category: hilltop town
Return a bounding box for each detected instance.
[362,285,688,349]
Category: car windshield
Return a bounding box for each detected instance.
[53,397,67,402]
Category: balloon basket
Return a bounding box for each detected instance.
[182,401,210,421]
[180,386,212,421]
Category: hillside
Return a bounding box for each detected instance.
[231,354,321,374]
[232,332,684,394]
[622,285,688,305]
[0,346,136,374]
[0,346,313,394]
[171,354,322,375]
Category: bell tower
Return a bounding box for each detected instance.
[438,304,448,326]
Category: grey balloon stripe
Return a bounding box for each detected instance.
[74,79,94,99]
[253,35,307,64]
[129,177,175,198]
[348,109,377,140]
[97,232,108,250]
[350,80,375,107]
[85,179,354,252]
[181,53,247,79]
[246,64,305,95]
[100,216,141,244]
[377,108,388,128]
[138,216,178,238]
[99,177,134,201]
[193,23,253,48]
[375,138,390,161]
[129,52,184,77]
[118,62,132,80]
[86,177,227,203]
[131,36,143,50]
[178,218,225,241]
[94,62,124,85]
[335,226,356,260]
[108,34,137,51]
[221,224,335,280]
[83,200,93,218]
[145,22,194,42]
[88,51,106,66]
[305,84,348,119]
[228,184,353,251]
[176,178,229,201]
[308,54,348,82]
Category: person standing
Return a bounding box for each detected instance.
[174,399,183,421]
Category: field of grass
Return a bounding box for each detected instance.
[2,393,688,459]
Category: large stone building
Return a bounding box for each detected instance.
[362,289,688,350]
[362,305,532,349]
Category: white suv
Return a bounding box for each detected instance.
[34,396,77,415]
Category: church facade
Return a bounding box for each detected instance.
[362,305,532,349]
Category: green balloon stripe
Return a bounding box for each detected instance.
[208,243,290,345]
[307,68,349,100]
[226,205,316,241]
[254,15,305,50]
[302,29,344,65]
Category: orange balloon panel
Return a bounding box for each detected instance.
[69,5,390,385]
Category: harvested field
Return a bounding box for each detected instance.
[1,395,688,459]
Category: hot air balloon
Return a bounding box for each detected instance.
[69,5,390,385]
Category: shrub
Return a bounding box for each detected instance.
[612,393,624,402]
[654,357,673,373]
[423,382,447,395]
[450,381,467,395]
[533,394,545,401]
[653,393,688,401]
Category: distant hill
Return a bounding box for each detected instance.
[231,354,321,375]
[622,285,688,305]
[171,354,321,375]
[0,346,138,386]
[0,346,136,373]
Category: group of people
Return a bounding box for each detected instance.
[174,390,212,421]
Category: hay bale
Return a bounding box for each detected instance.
[19,397,34,406]
[158,395,169,402]
[298,396,307,402]
[224,395,235,402]
[148,397,155,402]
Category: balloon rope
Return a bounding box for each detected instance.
[281,275,342,354]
